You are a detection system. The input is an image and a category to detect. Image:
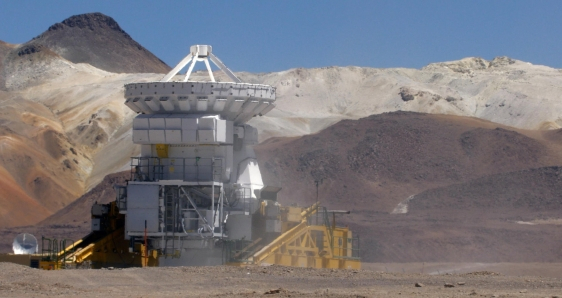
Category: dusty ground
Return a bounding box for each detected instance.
[1,262,561,297]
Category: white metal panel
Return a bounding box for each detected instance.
[165,117,182,130]
[198,130,216,142]
[226,214,252,240]
[229,99,245,112]
[243,100,260,112]
[125,82,275,100]
[133,130,150,144]
[133,116,150,130]
[225,121,234,143]
[126,209,159,233]
[145,97,161,112]
[165,130,182,143]
[253,102,270,115]
[198,117,216,130]
[175,83,190,95]
[216,119,227,143]
[133,97,152,113]
[202,83,213,95]
[197,98,208,111]
[182,130,197,143]
[181,118,198,130]
[192,83,205,94]
[149,117,166,129]
[169,96,180,112]
[214,83,230,97]
[140,144,152,157]
[246,86,256,97]
[184,166,197,181]
[213,98,227,111]
[126,184,159,233]
[127,184,159,208]
[178,96,191,111]
[160,96,175,111]
[149,130,166,143]
[168,158,184,180]
[125,98,142,113]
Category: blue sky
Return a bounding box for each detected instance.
[1,0,561,73]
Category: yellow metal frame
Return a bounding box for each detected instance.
[46,200,359,270]
[230,202,361,269]
[41,202,158,269]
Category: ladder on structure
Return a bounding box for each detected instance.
[163,189,179,257]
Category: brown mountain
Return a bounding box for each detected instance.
[0,90,91,228]
[255,112,562,213]
[253,112,562,262]
[24,13,170,74]
[0,12,170,227]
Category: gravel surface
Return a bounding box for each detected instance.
[1,262,561,297]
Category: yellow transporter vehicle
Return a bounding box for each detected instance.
[48,200,359,269]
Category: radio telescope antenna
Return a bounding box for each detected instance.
[12,233,38,254]
[161,45,241,83]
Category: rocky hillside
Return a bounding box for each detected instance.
[245,57,562,140]
[255,112,562,214]
[253,112,562,262]
[0,13,167,227]
[27,13,169,76]
[0,40,16,90]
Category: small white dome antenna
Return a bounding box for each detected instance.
[161,45,241,83]
[12,233,38,254]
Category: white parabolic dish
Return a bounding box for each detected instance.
[12,233,38,255]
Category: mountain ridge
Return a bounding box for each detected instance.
[9,12,170,77]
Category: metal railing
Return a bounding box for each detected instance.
[308,207,334,250]
[130,157,223,182]
[115,186,127,211]
[308,207,360,260]
[41,237,77,269]
[222,239,263,264]
[228,187,256,214]
[331,234,361,259]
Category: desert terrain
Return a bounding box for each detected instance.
[1,12,562,294]
[1,262,562,297]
